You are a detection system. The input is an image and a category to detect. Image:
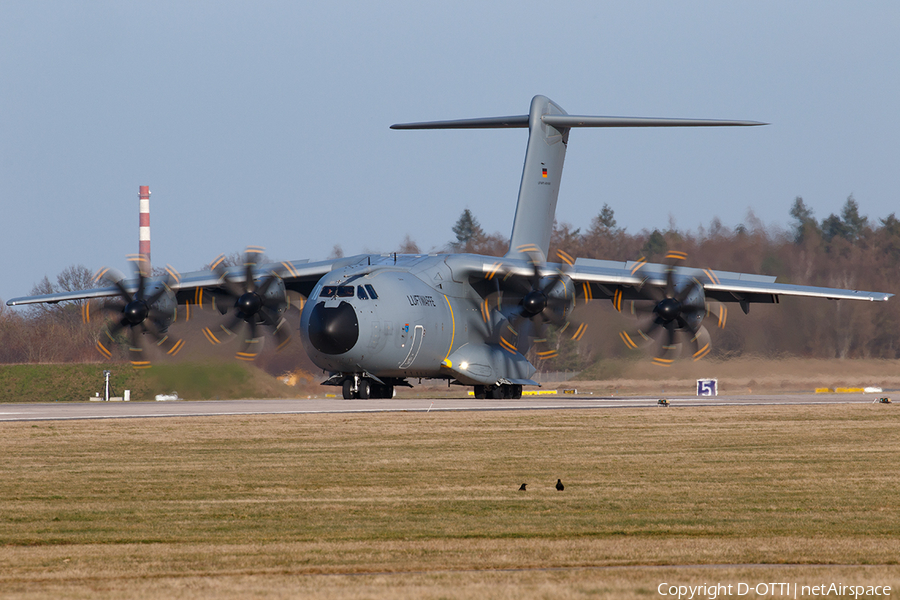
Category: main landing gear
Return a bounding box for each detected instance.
[473,384,523,399]
[342,377,394,400]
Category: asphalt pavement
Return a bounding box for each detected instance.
[0,393,892,422]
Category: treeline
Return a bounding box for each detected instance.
[2,196,899,369]
[0,265,100,364]
[448,196,900,365]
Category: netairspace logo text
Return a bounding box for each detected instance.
[657,581,892,599]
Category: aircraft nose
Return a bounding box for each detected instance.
[307,301,359,355]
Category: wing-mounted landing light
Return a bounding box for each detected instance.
[617,252,727,365]
[479,248,586,360]
[86,256,184,369]
[201,246,291,361]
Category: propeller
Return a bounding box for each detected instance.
[89,256,184,369]
[480,248,587,360]
[618,251,726,365]
[203,246,291,360]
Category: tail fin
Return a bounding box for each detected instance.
[392,96,765,261]
[507,95,569,260]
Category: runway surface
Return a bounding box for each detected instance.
[0,393,891,422]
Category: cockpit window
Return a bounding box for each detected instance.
[319,285,355,298]
[364,284,378,299]
[357,285,369,300]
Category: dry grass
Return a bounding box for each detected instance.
[1,404,899,598]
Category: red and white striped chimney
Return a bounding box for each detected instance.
[139,185,150,265]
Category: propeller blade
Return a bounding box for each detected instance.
[665,267,675,298]
[204,247,290,355]
[690,325,712,361]
[620,251,723,363]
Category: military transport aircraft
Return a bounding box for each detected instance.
[7,96,892,399]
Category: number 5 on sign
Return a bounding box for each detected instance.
[697,379,717,397]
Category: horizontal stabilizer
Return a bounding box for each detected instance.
[543,115,767,128]
[391,115,766,130]
[391,116,529,129]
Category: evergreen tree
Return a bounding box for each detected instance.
[589,203,617,234]
[840,195,868,241]
[789,196,819,244]
[451,209,484,251]
[641,229,667,259]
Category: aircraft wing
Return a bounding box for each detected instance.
[5,257,349,307]
[474,255,892,307]
[566,257,892,304]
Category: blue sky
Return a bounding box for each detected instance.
[2,2,898,302]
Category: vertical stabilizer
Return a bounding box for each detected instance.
[506,95,569,260]
[391,97,765,262]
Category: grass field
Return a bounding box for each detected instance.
[4,357,900,402]
[1,403,899,598]
[0,362,298,403]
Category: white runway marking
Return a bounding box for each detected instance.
[0,394,890,422]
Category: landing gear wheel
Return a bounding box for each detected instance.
[358,379,370,400]
[511,384,523,399]
[474,385,486,400]
[489,386,503,400]
[342,379,355,400]
[371,384,393,399]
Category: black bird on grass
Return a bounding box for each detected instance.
[518,483,527,491]
[556,479,564,491]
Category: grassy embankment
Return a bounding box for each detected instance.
[0,362,300,402]
[0,404,898,598]
[3,356,900,402]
